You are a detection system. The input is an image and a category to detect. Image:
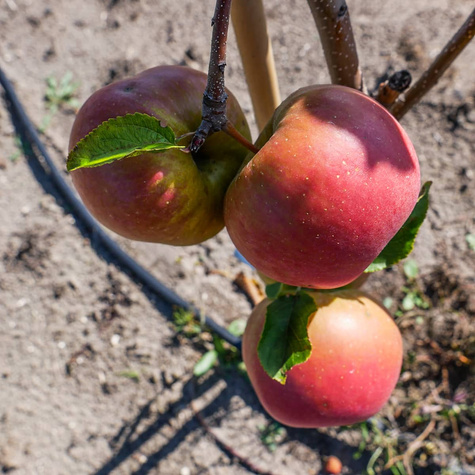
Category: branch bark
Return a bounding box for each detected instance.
[231,0,281,131]
[306,0,363,90]
[189,0,258,154]
[391,8,475,120]
[189,0,231,153]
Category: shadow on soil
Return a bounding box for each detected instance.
[93,372,372,475]
[1,92,384,475]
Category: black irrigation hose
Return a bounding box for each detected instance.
[0,66,242,350]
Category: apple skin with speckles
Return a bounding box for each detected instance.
[225,85,420,289]
[242,290,403,428]
[69,65,251,245]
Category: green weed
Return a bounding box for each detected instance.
[118,369,140,382]
[41,71,79,131]
[258,421,286,452]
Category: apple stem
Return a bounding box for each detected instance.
[306,0,364,91]
[374,70,412,108]
[223,120,260,154]
[390,8,475,120]
[176,131,195,143]
[189,0,233,153]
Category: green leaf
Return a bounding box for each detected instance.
[466,233,475,251]
[265,282,300,300]
[403,259,419,280]
[193,350,218,377]
[67,113,184,172]
[118,369,140,382]
[258,291,316,384]
[227,318,247,337]
[366,182,431,273]
[265,282,283,299]
[212,334,226,356]
[401,293,416,311]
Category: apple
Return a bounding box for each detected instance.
[68,65,251,245]
[242,289,403,428]
[225,85,420,288]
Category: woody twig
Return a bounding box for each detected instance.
[189,0,256,154]
[306,0,364,90]
[391,8,475,120]
[375,70,412,108]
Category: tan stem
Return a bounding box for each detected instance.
[391,8,475,120]
[223,120,260,154]
[376,82,402,108]
[375,70,412,108]
[231,0,281,131]
[306,0,364,91]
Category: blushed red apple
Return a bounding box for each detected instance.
[225,85,420,289]
[69,65,251,245]
[242,290,403,428]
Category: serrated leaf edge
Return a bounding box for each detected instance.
[67,112,184,172]
[258,291,316,384]
[365,181,432,273]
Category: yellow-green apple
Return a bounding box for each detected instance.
[225,85,420,288]
[242,289,403,428]
[68,65,251,245]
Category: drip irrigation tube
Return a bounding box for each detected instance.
[0,66,242,350]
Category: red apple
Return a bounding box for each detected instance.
[69,65,251,245]
[242,290,403,428]
[225,85,420,288]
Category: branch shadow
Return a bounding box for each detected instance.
[93,369,374,475]
[94,374,220,475]
[203,372,373,474]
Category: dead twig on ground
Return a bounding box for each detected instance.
[234,271,265,306]
[385,418,436,475]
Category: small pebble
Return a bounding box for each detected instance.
[110,334,121,346]
[325,455,343,474]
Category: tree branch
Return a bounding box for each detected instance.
[306,0,364,90]
[391,8,475,120]
[189,0,233,153]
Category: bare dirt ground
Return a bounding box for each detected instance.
[0,0,474,474]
